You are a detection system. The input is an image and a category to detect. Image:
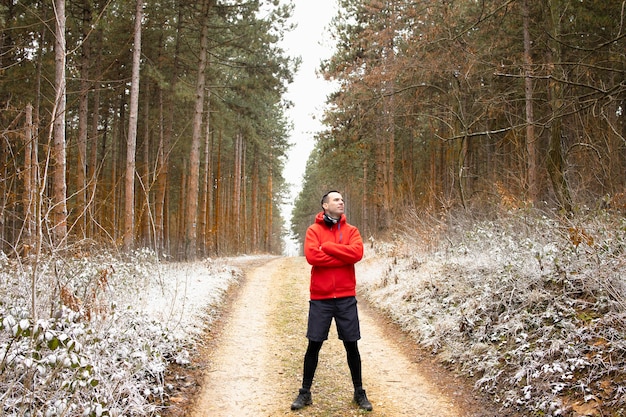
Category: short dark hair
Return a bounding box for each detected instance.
[321,190,340,208]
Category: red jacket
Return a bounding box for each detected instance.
[304,212,364,300]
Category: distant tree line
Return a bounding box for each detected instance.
[292,0,626,241]
[1,0,297,259]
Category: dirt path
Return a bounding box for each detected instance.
[189,256,496,417]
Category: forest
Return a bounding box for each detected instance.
[2,0,625,256]
[292,0,626,241]
[1,0,296,260]
[1,1,625,416]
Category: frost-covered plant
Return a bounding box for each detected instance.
[0,248,240,417]
[360,209,626,417]
[1,305,101,416]
[0,303,189,416]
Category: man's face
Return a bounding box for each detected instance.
[323,192,344,218]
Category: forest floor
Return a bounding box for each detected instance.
[163,256,507,417]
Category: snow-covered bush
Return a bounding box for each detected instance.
[359,209,626,417]
[1,306,93,415]
[0,302,191,416]
[0,249,243,416]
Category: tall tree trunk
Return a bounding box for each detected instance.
[52,0,68,244]
[88,29,101,238]
[375,122,387,231]
[385,96,395,217]
[265,161,272,253]
[522,0,538,203]
[25,104,41,320]
[207,124,215,253]
[0,138,5,247]
[184,0,211,259]
[250,146,259,251]
[123,0,143,250]
[199,92,212,256]
[179,162,187,257]
[385,56,395,216]
[156,3,182,253]
[76,0,91,238]
[34,1,46,151]
[140,86,151,247]
[546,0,572,212]
[23,104,35,242]
[156,87,167,251]
[232,129,243,252]
[112,95,125,241]
[362,159,368,238]
[622,97,626,188]
[547,115,572,212]
[458,135,468,211]
[241,142,247,252]
[213,129,222,254]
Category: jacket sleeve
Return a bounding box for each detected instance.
[304,225,346,267]
[320,226,364,264]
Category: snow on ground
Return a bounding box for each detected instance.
[117,254,272,340]
[357,212,626,417]
[140,258,242,339]
[1,212,624,417]
[0,252,268,417]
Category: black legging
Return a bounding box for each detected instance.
[301,339,363,391]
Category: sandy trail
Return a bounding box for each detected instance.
[190,256,490,417]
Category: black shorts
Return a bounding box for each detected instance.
[306,296,361,342]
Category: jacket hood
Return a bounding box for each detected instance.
[315,211,346,226]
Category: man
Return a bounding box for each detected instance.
[290,190,373,412]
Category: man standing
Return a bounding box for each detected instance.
[290,191,373,412]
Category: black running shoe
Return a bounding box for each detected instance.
[291,388,312,410]
[353,388,373,411]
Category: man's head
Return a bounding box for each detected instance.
[321,191,344,219]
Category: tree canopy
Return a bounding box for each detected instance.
[1,0,298,258]
[292,0,625,242]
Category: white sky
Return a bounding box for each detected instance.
[279,0,338,254]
